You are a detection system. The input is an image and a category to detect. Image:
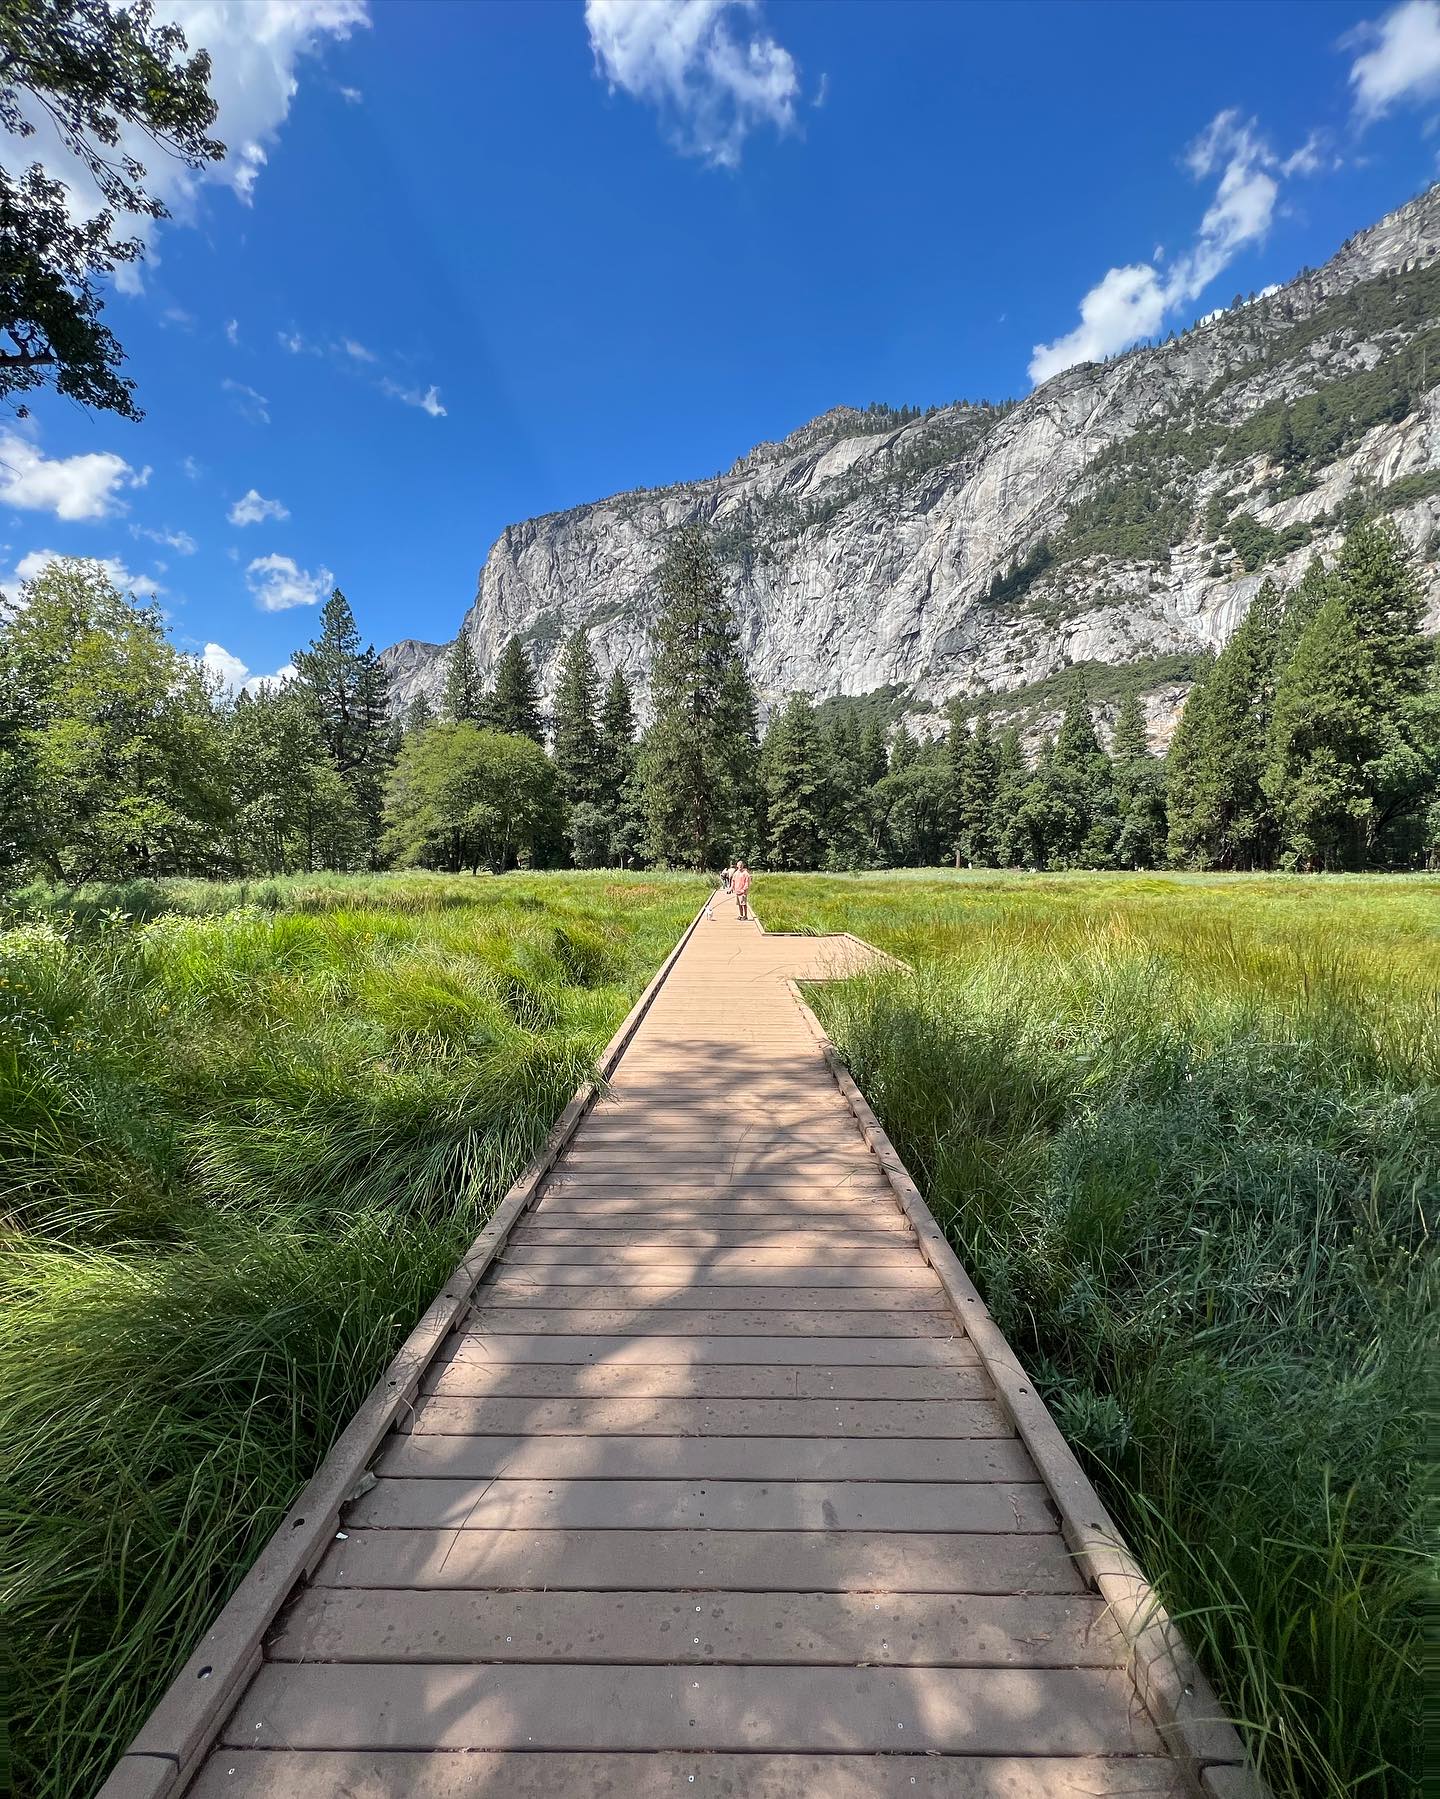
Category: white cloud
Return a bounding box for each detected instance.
[0,2,369,292]
[342,337,376,362]
[222,379,271,425]
[202,641,249,688]
[181,455,204,481]
[228,487,290,526]
[585,0,800,168]
[381,378,447,417]
[0,429,150,521]
[277,329,308,353]
[1029,110,1280,383]
[1348,0,1440,121]
[339,84,364,104]
[1280,131,1325,177]
[131,523,199,554]
[200,641,298,693]
[245,551,332,612]
[4,548,164,603]
[224,317,240,346]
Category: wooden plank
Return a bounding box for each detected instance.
[480,1286,949,1312]
[271,1587,1121,1666]
[222,1663,1164,1754]
[376,1435,1030,1483]
[468,1308,962,1336]
[446,1334,980,1366]
[189,1751,1187,1799]
[419,1362,997,1401]
[312,1527,1087,1593]
[512,1228,907,1248]
[345,1477,1055,1532]
[488,1262,936,1287]
[401,1396,1009,1438]
[500,1243,922,1267]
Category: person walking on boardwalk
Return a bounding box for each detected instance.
[733,858,752,921]
[721,860,734,894]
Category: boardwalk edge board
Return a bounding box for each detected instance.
[94,901,713,1799]
[784,970,1268,1799]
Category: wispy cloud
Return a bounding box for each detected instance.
[381,378,447,418]
[1347,0,1440,121]
[585,0,800,168]
[228,488,290,527]
[246,552,333,612]
[222,379,271,425]
[224,317,241,347]
[342,337,377,363]
[1029,110,1309,383]
[277,330,308,354]
[131,523,198,554]
[0,428,150,521]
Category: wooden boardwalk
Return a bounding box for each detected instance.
[113,898,1213,1798]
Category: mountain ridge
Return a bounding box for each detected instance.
[383,185,1440,745]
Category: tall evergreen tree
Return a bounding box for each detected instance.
[991,726,1029,866]
[1111,692,1167,868]
[551,628,602,806]
[641,527,755,868]
[1265,521,1438,868]
[1167,585,1280,869]
[1040,683,1118,867]
[712,657,763,858]
[597,667,643,867]
[291,588,397,860]
[888,723,919,771]
[442,632,484,724]
[762,693,831,870]
[857,717,889,788]
[822,713,878,870]
[401,692,436,736]
[950,712,998,867]
[485,636,544,743]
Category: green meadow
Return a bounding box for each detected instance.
[761,870,1438,1799]
[0,871,707,1799]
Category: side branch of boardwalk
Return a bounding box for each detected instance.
[104,899,1244,1798]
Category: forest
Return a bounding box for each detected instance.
[1,515,1436,894]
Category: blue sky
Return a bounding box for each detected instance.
[3,0,1440,691]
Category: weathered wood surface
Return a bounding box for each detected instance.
[170,899,1190,1797]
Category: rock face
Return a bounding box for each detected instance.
[383,186,1440,745]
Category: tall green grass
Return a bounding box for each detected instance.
[0,871,707,1799]
[762,870,1437,1799]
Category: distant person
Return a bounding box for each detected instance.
[721,861,734,893]
[733,859,752,921]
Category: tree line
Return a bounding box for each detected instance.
[0,517,1434,891]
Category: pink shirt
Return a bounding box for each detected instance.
[733,869,751,895]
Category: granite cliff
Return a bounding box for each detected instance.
[383,186,1440,745]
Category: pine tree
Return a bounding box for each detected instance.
[597,667,643,867]
[991,726,1029,866]
[641,528,755,868]
[551,628,601,807]
[1266,520,1438,868]
[950,712,998,867]
[291,588,395,859]
[1111,692,1167,869]
[442,632,484,724]
[762,693,831,870]
[822,713,877,870]
[1167,584,1281,870]
[1043,684,1118,867]
[712,657,763,858]
[857,717,889,788]
[485,636,544,743]
[401,693,437,736]
[889,723,919,771]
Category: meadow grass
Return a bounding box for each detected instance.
[761,870,1437,1799]
[0,870,707,1799]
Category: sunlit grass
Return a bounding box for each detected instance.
[763,869,1437,1799]
[0,870,707,1799]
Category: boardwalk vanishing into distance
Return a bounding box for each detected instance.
[102,896,1252,1799]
